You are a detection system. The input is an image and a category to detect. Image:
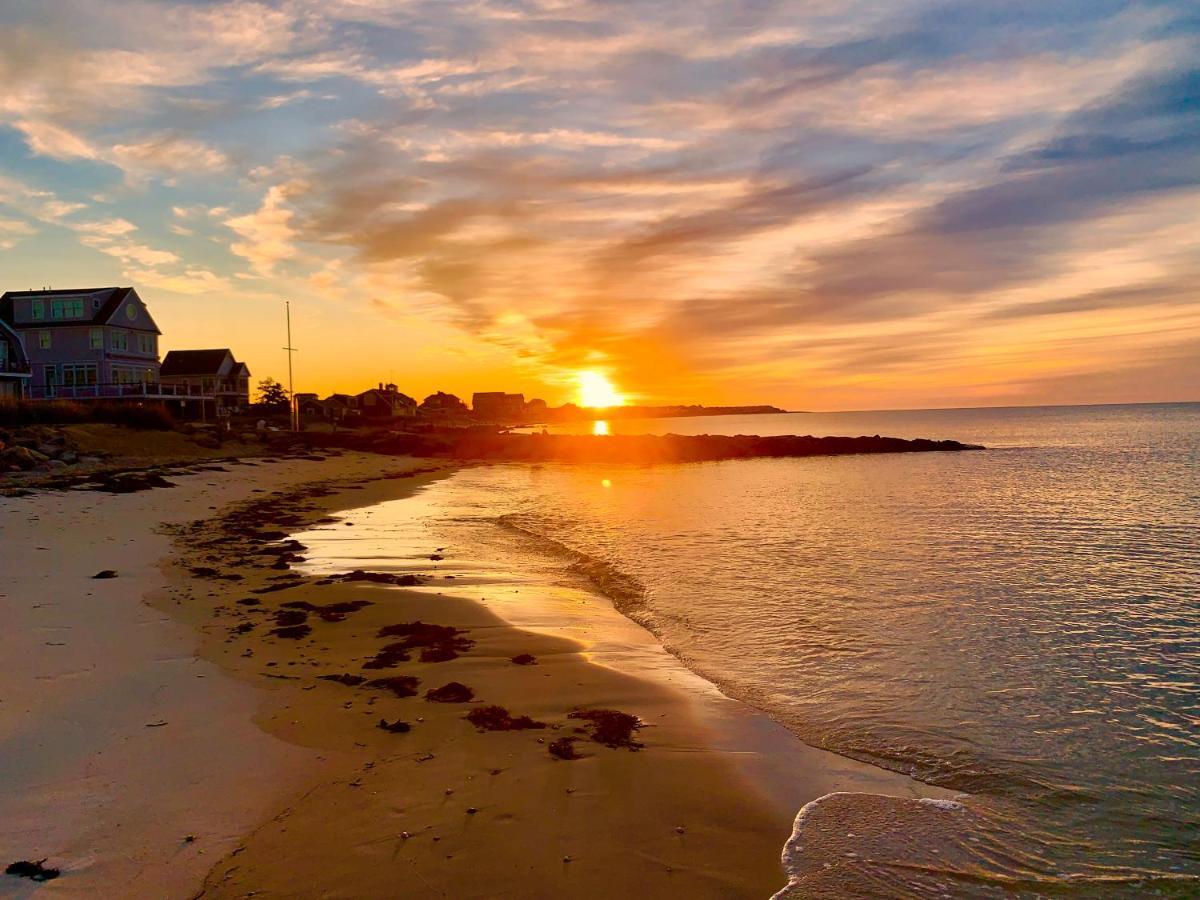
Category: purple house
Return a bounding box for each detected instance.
[0,318,32,399]
[0,287,161,400]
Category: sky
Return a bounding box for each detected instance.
[0,0,1197,410]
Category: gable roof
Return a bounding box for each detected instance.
[160,349,235,377]
[0,287,162,334]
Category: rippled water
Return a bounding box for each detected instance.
[308,403,1200,895]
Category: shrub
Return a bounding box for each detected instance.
[91,402,175,430]
[0,399,174,430]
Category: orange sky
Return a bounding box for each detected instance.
[1,1,1197,410]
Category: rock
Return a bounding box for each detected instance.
[46,459,67,469]
[92,570,118,579]
[59,451,78,465]
[2,446,42,470]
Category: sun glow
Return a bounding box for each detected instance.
[576,370,625,408]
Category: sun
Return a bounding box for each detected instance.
[575,370,625,408]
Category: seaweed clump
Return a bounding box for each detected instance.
[281,599,372,622]
[6,860,60,882]
[373,621,475,664]
[568,709,643,749]
[319,673,366,687]
[548,738,581,760]
[366,675,421,698]
[465,705,546,732]
[425,682,474,703]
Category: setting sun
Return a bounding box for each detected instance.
[575,371,625,408]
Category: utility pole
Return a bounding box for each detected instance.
[284,300,298,431]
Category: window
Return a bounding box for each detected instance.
[31,300,44,320]
[137,333,155,354]
[50,298,85,319]
[90,329,103,350]
[110,330,128,351]
[0,341,7,364]
[113,367,151,386]
[61,364,97,387]
[39,331,51,349]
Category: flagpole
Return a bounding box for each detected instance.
[284,301,298,431]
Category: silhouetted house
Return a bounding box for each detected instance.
[295,392,322,417]
[160,349,251,417]
[0,287,161,399]
[472,391,526,422]
[356,383,417,419]
[0,319,31,399]
[420,391,469,418]
[524,398,548,418]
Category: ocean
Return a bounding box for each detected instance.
[297,403,1199,896]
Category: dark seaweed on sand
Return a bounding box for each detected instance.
[281,599,372,622]
[466,705,547,732]
[569,709,643,749]
[373,621,474,663]
[425,682,474,703]
[366,675,421,698]
[378,718,411,733]
[334,570,424,587]
[319,673,366,686]
[6,860,60,882]
[548,737,581,760]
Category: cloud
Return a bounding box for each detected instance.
[225,181,307,276]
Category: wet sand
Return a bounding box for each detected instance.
[3,453,954,898]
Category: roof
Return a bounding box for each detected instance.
[0,287,157,331]
[160,349,235,377]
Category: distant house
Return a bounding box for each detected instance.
[472,391,526,422]
[0,319,31,399]
[0,287,161,400]
[295,392,323,417]
[356,383,417,419]
[159,349,251,417]
[419,391,470,420]
[298,392,358,422]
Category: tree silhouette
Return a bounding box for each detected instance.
[256,377,290,412]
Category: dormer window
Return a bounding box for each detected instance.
[50,298,85,319]
[31,299,44,320]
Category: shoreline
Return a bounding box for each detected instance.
[4,453,956,898]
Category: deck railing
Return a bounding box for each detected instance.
[27,382,213,401]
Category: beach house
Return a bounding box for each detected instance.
[472,391,526,422]
[0,319,32,398]
[0,287,161,399]
[355,383,417,419]
[159,349,251,418]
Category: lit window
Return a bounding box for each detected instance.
[62,364,97,386]
[39,331,51,349]
[50,298,85,319]
[90,329,103,350]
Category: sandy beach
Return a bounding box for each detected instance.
[2,452,952,899]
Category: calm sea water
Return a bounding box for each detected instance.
[306,403,1200,896]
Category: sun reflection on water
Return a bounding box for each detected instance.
[592,419,610,435]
